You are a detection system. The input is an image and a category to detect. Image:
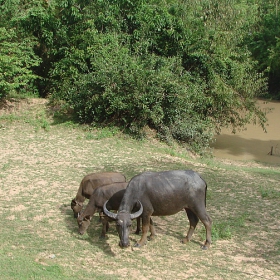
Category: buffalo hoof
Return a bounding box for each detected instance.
[180,238,189,244]
[147,235,156,241]
[201,245,209,250]
[133,243,143,248]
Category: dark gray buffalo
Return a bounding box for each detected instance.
[103,170,212,249]
[71,172,126,218]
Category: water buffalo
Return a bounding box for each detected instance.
[103,170,212,249]
[71,172,126,218]
[77,182,128,237]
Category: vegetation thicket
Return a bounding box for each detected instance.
[1,0,280,153]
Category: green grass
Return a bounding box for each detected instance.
[259,186,280,199]
[0,98,280,280]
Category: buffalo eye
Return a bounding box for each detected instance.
[116,219,123,227]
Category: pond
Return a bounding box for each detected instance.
[211,100,280,164]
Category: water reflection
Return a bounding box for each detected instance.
[212,100,280,164]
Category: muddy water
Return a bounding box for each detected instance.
[212,100,280,164]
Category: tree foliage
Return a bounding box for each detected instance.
[246,0,280,97]
[0,0,41,99]
[1,0,276,153]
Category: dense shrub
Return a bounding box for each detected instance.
[49,33,213,151]
[0,27,40,100]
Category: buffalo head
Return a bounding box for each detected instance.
[71,199,83,218]
[103,200,143,247]
[77,215,92,235]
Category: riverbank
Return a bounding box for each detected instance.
[212,100,280,164]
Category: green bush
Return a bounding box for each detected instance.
[0,27,41,100]
[49,33,214,150]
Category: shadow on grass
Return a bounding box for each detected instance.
[59,203,120,256]
[59,203,79,235]
[85,217,145,254]
[59,201,206,255]
[153,215,207,248]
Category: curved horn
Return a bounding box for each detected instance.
[130,200,143,220]
[103,200,117,220]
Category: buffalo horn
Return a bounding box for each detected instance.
[130,201,143,220]
[103,200,117,220]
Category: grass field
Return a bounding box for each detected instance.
[0,98,279,279]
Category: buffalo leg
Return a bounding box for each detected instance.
[196,210,212,250]
[147,218,156,241]
[134,215,151,247]
[135,217,141,234]
[100,217,109,239]
[181,209,199,244]
[185,207,212,249]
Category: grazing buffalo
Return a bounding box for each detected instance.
[77,182,128,237]
[71,172,126,218]
[103,170,212,249]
